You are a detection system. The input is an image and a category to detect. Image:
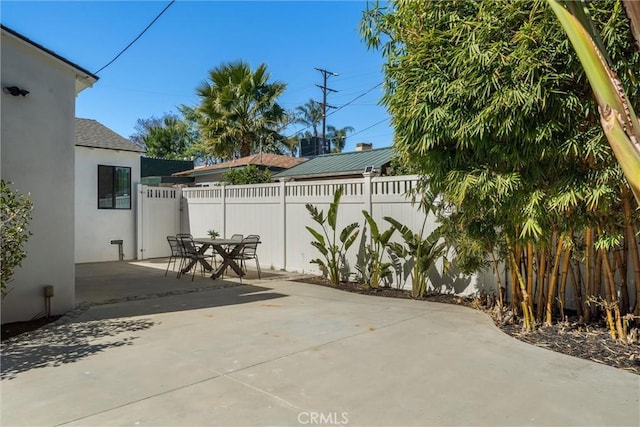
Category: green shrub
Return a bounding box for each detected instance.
[1,180,33,297]
[222,165,272,185]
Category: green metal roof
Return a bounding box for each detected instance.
[274,147,394,179]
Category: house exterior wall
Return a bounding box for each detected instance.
[1,34,78,323]
[75,146,141,263]
[194,174,223,185]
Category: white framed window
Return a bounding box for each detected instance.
[98,165,131,209]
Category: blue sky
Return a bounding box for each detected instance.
[1,1,393,154]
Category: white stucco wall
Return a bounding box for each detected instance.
[1,33,83,323]
[75,146,141,263]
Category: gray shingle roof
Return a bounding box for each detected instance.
[75,118,145,153]
[273,147,394,179]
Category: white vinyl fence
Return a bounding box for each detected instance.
[137,175,495,295]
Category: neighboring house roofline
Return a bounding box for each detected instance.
[1,24,98,92]
[174,153,307,177]
[273,146,394,180]
[75,118,146,153]
[275,170,371,181]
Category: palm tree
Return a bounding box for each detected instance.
[327,125,355,153]
[195,61,287,159]
[295,100,323,138]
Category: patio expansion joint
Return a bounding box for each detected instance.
[54,310,429,426]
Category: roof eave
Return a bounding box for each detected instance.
[1,25,99,94]
[76,143,145,153]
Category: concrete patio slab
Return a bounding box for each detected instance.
[1,261,638,426]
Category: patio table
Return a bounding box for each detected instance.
[189,238,259,279]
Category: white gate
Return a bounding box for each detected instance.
[136,184,181,259]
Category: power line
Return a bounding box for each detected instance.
[327,82,382,118]
[93,1,175,75]
[331,70,381,82]
[348,117,390,139]
[285,82,384,139]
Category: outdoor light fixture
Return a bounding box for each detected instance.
[3,86,29,97]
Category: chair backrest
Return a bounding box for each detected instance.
[241,235,260,257]
[178,236,198,257]
[176,233,193,239]
[230,233,244,241]
[167,236,182,256]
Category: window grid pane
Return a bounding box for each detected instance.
[98,165,114,209]
[98,165,131,210]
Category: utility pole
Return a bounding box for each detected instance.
[315,67,337,154]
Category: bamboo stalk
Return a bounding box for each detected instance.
[545,233,566,325]
[490,250,504,307]
[600,248,618,339]
[584,228,593,322]
[510,244,520,311]
[594,250,603,299]
[621,187,640,315]
[569,259,584,320]
[507,238,534,331]
[536,247,547,322]
[558,244,572,321]
[614,249,630,314]
[526,242,534,314]
[601,248,625,341]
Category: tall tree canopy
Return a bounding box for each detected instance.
[194,61,288,159]
[361,0,640,330]
[130,111,197,159]
[293,100,355,153]
[295,99,323,138]
[327,125,355,153]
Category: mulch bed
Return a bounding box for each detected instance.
[295,276,640,375]
[1,316,62,342]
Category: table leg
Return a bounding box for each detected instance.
[210,244,245,279]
